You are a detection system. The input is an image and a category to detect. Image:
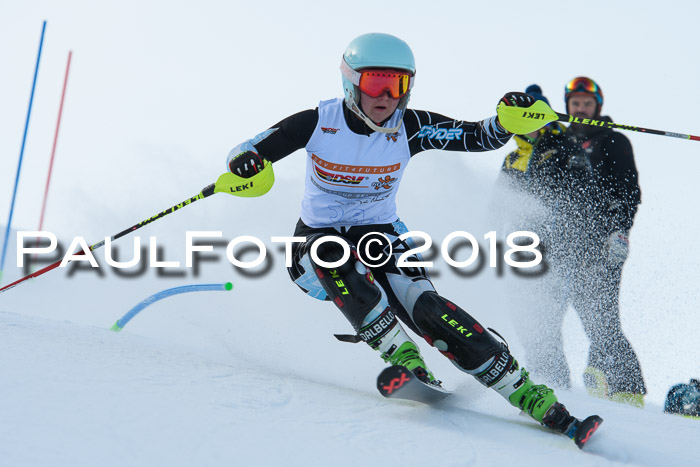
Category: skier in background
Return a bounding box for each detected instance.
[500,78,645,407]
[225,32,601,443]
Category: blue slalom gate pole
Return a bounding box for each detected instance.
[111,282,234,331]
[0,21,47,285]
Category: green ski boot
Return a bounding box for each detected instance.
[486,357,559,423]
[470,351,603,447]
[380,335,437,385]
[491,362,586,436]
[508,368,559,423]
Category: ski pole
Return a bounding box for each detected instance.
[0,162,274,295]
[497,99,700,142]
[556,110,700,142]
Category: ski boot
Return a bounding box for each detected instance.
[584,366,644,408]
[380,334,440,387]
[492,360,603,448]
[509,372,558,423]
[611,392,644,408]
[541,401,603,448]
[513,368,602,448]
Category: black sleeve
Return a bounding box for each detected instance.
[402,109,512,156]
[602,132,641,232]
[251,109,319,163]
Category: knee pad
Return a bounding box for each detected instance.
[309,237,384,331]
[289,234,399,348]
[412,291,506,371]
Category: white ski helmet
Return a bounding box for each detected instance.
[340,33,415,133]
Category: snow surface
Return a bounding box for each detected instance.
[0,310,696,467]
[2,1,700,465]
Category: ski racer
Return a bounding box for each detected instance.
[225,33,601,443]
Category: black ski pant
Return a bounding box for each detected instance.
[519,248,646,395]
[287,219,508,376]
[570,258,646,395]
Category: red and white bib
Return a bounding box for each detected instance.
[301,98,410,227]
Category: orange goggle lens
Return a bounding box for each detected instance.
[565,77,599,94]
[358,70,411,98]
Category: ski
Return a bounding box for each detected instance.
[569,415,604,449]
[377,365,451,404]
[378,365,602,448]
[541,402,603,449]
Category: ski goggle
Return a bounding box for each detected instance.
[565,77,603,103]
[358,69,411,98]
[341,60,414,99]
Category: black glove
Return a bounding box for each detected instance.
[228,151,266,178]
[500,92,537,108]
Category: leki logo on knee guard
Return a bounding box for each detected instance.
[440,313,473,338]
[329,269,349,295]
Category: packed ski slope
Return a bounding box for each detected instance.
[3,1,700,465]
[1,303,698,466]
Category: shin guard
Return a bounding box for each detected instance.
[309,240,397,348]
[411,291,506,371]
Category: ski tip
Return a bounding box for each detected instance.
[574,415,603,449]
[377,365,412,398]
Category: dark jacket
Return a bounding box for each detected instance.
[534,116,641,254]
[549,118,640,228]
